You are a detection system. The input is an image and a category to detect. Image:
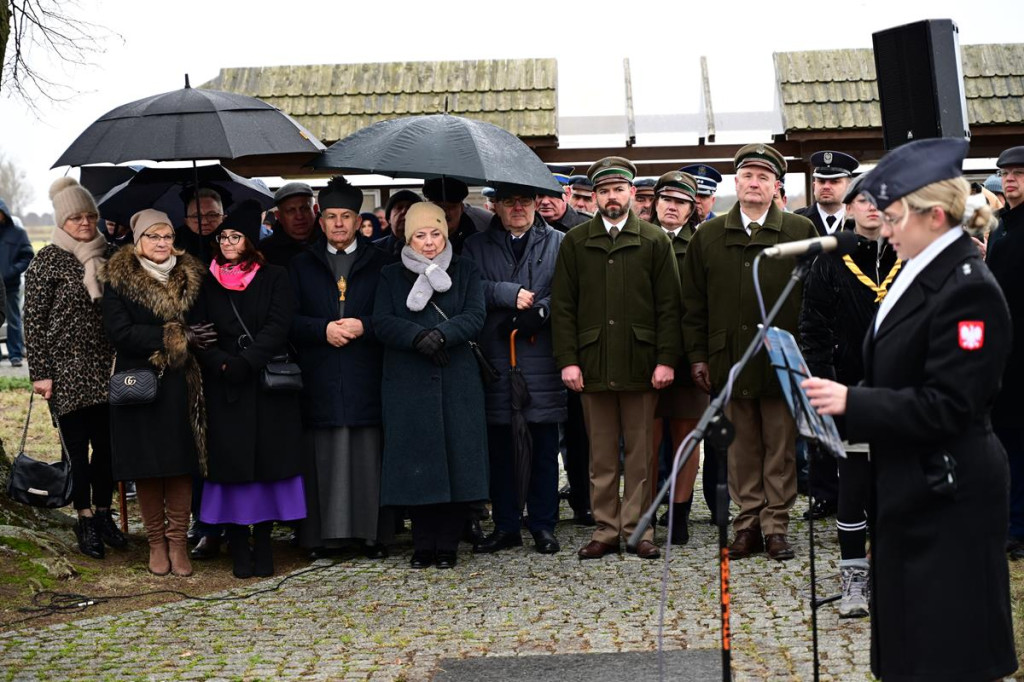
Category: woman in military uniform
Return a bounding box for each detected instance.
[803,138,1017,681]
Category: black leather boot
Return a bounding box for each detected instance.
[75,516,105,559]
[669,499,692,545]
[225,524,253,579]
[94,509,128,549]
[252,522,274,577]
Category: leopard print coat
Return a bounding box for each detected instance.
[24,244,116,418]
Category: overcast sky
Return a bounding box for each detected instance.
[2,0,1022,214]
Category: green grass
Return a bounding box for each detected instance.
[0,376,31,392]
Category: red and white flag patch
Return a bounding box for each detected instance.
[958,321,985,351]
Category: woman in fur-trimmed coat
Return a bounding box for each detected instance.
[101,209,209,578]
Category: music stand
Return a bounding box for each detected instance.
[763,326,846,682]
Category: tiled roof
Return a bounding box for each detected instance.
[773,43,1024,132]
[202,59,558,143]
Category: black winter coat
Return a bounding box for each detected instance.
[462,216,567,425]
[194,265,303,483]
[260,229,312,268]
[373,256,489,506]
[987,200,1024,427]
[845,232,1016,682]
[799,235,900,385]
[101,248,206,480]
[289,236,388,428]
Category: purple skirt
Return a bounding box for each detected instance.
[199,475,307,525]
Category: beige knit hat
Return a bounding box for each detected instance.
[403,202,448,243]
[49,177,99,229]
[130,209,173,244]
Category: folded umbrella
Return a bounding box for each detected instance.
[311,113,563,197]
[97,165,275,228]
[508,330,534,512]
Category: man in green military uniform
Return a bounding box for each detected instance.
[552,156,682,561]
[682,143,817,561]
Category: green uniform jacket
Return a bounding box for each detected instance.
[666,224,698,387]
[552,211,682,392]
[681,202,816,399]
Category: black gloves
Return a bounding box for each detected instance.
[222,356,251,384]
[413,328,448,366]
[185,322,217,351]
[513,307,548,338]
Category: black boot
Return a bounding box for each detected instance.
[669,500,692,545]
[94,509,128,549]
[225,524,253,579]
[75,516,105,559]
[252,522,274,577]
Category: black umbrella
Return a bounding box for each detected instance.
[52,76,325,168]
[508,330,534,512]
[96,164,275,228]
[311,113,564,197]
[79,165,142,199]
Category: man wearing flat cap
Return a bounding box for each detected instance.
[680,164,723,222]
[987,144,1024,559]
[422,177,490,254]
[682,142,817,561]
[795,150,859,237]
[374,190,422,261]
[288,176,393,558]
[552,156,682,561]
[568,175,597,217]
[632,178,657,222]
[537,165,590,233]
[260,182,320,268]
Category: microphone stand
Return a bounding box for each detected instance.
[630,255,815,682]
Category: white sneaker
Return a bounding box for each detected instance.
[839,565,870,618]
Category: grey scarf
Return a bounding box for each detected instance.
[138,254,177,284]
[401,242,453,311]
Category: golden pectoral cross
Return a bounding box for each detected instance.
[337,276,347,302]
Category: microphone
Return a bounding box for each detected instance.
[762,230,859,259]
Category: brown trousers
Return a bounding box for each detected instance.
[724,397,797,535]
[581,390,658,545]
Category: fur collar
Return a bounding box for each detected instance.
[101,246,205,321]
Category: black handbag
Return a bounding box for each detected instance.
[429,301,501,386]
[6,393,74,508]
[109,364,162,405]
[228,296,304,392]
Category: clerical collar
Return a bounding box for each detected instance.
[602,215,628,234]
[327,240,358,255]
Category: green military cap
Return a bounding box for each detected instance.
[654,171,698,202]
[734,143,787,178]
[587,156,637,188]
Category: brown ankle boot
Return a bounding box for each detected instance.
[164,475,194,577]
[135,479,170,576]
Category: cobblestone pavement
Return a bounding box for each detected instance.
[0,493,871,682]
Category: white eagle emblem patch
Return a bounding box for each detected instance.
[958,321,984,351]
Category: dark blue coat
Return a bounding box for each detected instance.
[462,216,567,425]
[0,208,33,290]
[373,255,489,506]
[288,235,388,428]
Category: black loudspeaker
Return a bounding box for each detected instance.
[872,19,971,150]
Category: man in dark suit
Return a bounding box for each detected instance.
[795,150,858,237]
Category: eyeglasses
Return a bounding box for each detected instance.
[187,212,225,222]
[998,169,1024,180]
[880,206,931,227]
[141,234,175,243]
[499,197,534,208]
[68,213,99,224]
[216,233,244,245]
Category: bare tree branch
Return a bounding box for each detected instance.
[0,150,35,216]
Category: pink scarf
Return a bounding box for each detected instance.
[210,260,260,291]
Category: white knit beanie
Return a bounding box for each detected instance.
[49,178,99,229]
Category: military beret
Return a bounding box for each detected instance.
[568,175,594,196]
[996,145,1024,169]
[679,164,723,196]
[810,150,858,179]
[588,156,637,188]
[983,174,1004,195]
[274,181,314,205]
[423,177,469,203]
[842,174,866,204]
[654,171,697,203]
[856,137,968,208]
[734,143,786,178]
[318,176,363,212]
[633,178,657,196]
[213,199,263,245]
[546,164,575,185]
